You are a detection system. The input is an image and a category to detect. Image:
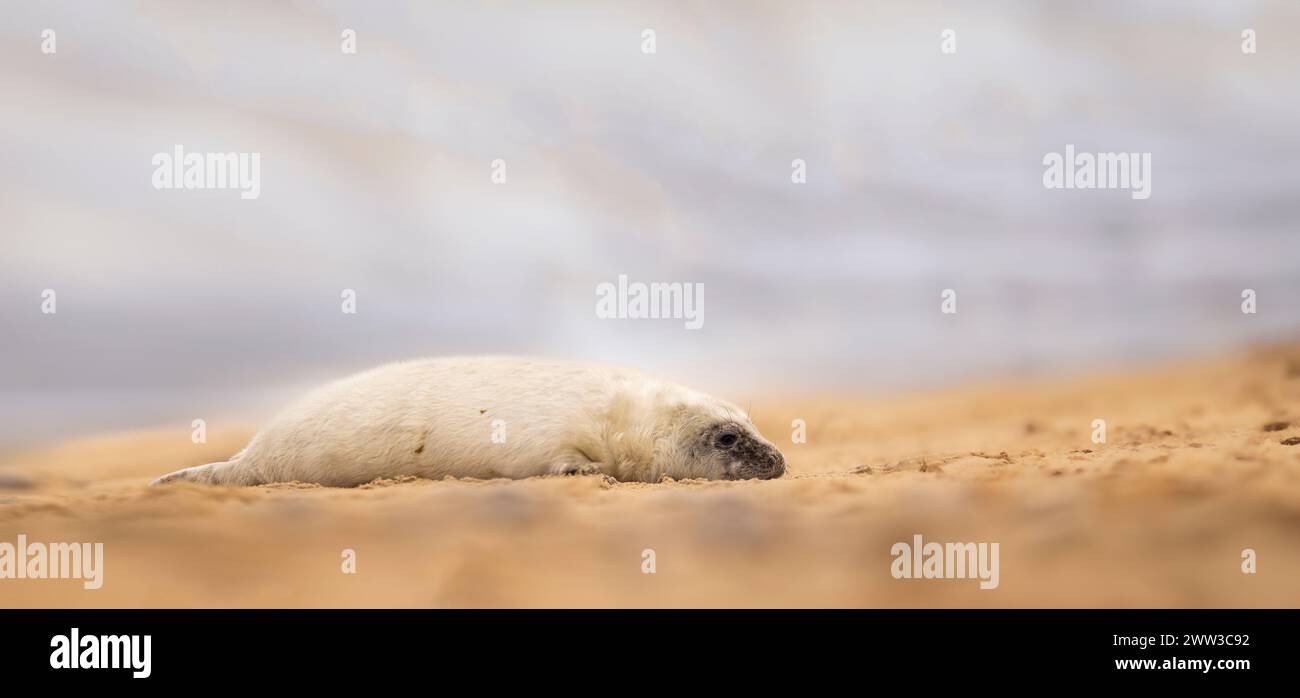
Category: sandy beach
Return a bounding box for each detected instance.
[2,343,1299,608]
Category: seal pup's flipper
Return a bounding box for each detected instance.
[558,463,607,476]
[546,453,616,482]
[150,460,261,486]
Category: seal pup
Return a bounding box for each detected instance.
[152,357,786,487]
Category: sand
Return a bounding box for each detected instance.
[2,345,1299,608]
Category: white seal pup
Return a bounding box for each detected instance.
[152,357,786,487]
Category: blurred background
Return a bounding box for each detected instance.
[3,0,1299,449]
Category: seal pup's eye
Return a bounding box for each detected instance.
[715,432,738,449]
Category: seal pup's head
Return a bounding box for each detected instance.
[652,391,787,481]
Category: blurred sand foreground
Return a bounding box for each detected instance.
[2,346,1300,608]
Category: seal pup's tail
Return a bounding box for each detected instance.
[150,459,263,486]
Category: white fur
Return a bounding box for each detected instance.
[152,356,772,486]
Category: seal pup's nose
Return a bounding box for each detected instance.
[759,450,787,480]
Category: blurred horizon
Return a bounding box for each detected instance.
[3,0,1300,448]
